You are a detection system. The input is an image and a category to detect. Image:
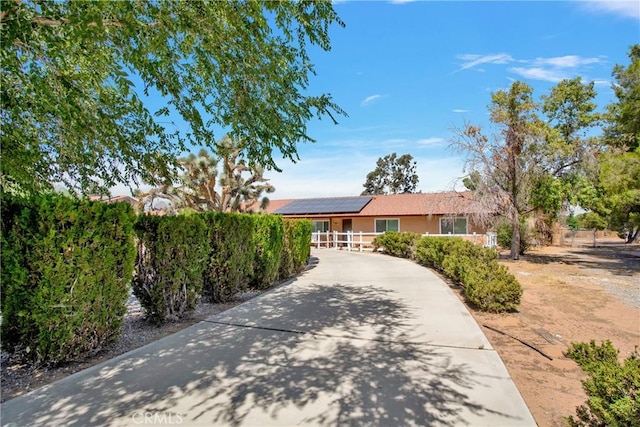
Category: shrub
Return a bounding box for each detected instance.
[461,262,522,312]
[280,219,312,280]
[413,236,520,312]
[251,215,284,289]
[495,219,532,255]
[1,194,136,364]
[372,231,420,259]
[202,212,256,302]
[133,215,210,324]
[566,340,640,427]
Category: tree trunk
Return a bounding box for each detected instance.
[510,213,520,260]
[628,227,639,244]
[593,228,597,248]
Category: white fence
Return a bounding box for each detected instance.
[311,231,497,252]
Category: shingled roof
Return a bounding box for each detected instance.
[264,191,481,217]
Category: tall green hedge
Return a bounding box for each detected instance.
[202,212,256,302]
[280,219,312,279]
[375,233,522,313]
[1,194,136,364]
[133,215,210,324]
[251,215,285,289]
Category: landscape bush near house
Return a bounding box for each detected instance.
[203,213,256,303]
[0,194,137,364]
[280,219,313,280]
[374,233,522,312]
[134,213,311,315]
[133,215,210,324]
[565,340,640,427]
[371,231,420,259]
[251,214,285,289]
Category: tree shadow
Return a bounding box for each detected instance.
[519,245,639,277]
[2,273,528,426]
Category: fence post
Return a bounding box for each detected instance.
[359,231,363,252]
[333,230,338,249]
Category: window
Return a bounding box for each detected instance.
[375,218,399,233]
[312,220,330,233]
[440,217,467,234]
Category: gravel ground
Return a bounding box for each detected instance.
[1,291,262,402]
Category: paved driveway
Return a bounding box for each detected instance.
[1,249,536,426]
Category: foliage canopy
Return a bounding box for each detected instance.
[1,0,345,195]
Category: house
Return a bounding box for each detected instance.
[263,191,494,248]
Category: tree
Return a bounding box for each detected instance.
[598,45,640,242]
[452,82,542,259]
[604,44,640,152]
[1,0,345,196]
[139,136,274,213]
[452,79,600,259]
[361,153,419,195]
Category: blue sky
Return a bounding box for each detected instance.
[262,0,639,199]
[113,1,639,199]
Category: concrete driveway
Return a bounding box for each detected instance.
[1,249,536,427]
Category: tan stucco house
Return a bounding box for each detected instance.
[264,191,492,247]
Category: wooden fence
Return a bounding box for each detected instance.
[311,231,497,252]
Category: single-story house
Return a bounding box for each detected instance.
[263,191,493,248]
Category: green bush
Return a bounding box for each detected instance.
[461,262,522,312]
[202,212,256,302]
[280,219,312,280]
[1,194,136,364]
[133,215,210,324]
[372,231,420,259]
[566,340,640,427]
[495,219,532,255]
[251,215,284,289]
[413,236,520,313]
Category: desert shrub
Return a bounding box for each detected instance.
[461,262,522,312]
[202,212,256,302]
[495,219,532,254]
[251,215,284,289]
[280,219,312,279]
[133,215,209,324]
[566,340,640,427]
[413,236,520,312]
[414,236,452,269]
[1,194,136,364]
[372,231,421,259]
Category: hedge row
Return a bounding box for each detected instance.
[1,194,137,364]
[132,214,311,323]
[1,194,312,363]
[373,231,522,312]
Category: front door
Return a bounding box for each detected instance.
[342,219,352,232]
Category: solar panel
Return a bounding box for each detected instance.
[274,197,372,215]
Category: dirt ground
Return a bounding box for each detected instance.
[462,238,640,427]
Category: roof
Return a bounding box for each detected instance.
[274,196,372,215]
[265,191,481,218]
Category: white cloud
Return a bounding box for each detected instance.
[593,79,611,86]
[452,109,469,113]
[531,55,603,68]
[456,53,514,71]
[582,1,640,19]
[417,138,445,146]
[509,67,568,83]
[361,94,382,106]
[390,0,416,4]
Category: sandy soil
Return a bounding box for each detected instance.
[461,238,640,427]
